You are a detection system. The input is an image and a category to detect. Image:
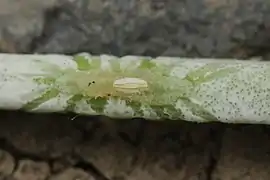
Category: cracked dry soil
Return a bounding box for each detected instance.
[0,111,270,180]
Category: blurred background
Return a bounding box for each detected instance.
[1,0,270,59]
[1,0,270,180]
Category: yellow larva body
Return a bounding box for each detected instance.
[113,77,148,94]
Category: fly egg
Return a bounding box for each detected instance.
[113,77,149,94]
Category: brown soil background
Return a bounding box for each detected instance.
[1,0,270,179]
[1,111,270,180]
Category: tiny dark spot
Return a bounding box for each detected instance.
[88,81,96,86]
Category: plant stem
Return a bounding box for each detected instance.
[0,53,269,124]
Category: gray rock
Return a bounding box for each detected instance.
[0,111,83,158]
[0,0,59,53]
[1,0,270,58]
[74,119,222,180]
[212,125,270,180]
[0,149,15,176]
[48,168,95,180]
[1,111,270,179]
[13,160,50,180]
[24,0,270,59]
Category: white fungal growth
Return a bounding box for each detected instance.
[113,77,148,94]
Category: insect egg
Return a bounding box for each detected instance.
[113,77,148,94]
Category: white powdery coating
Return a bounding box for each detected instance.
[101,98,160,120]
[0,54,75,111]
[1,53,270,124]
[100,54,117,70]
[99,54,143,71]
[32,94,70,113]
[169,62,208,78]
[140,106,160,120]
[102,100,160,120]
[103,98,135,118]
[192,63,270,124]
[119,55,143,70]
[74,99,98,115]
[175,98,208,123]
